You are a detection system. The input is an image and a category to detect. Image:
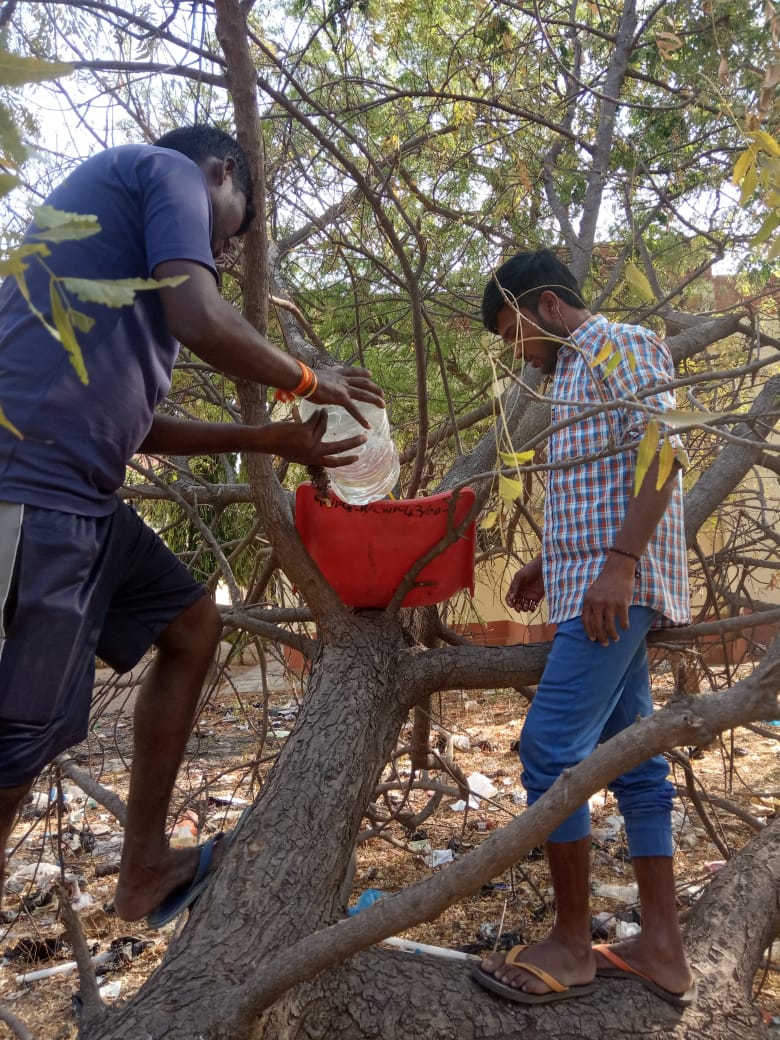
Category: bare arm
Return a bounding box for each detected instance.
[139,412,367,469]
[153,260,385,425]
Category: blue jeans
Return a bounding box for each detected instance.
[520,605,674,857]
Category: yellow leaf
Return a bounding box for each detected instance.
[655,31,683,58]
[498,449,534,466]
[634,420,659,496]
[0,49,72,87]
[0,255,29,277]
[739,162,758,206]
[747,129,780,157]
[732,146,757,186]
[480,510,499,531]
[0,404,22,439]
[661,407,718,430]
[592,340,614,367]
[603,352,621,377]
[656,436,675,490]
[516,161,532,192]
[498,474,524,507]
[624,261,654,302]
[50,282,88,385]
[0,242,49,278]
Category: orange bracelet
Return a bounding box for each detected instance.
[299,371,318,399]
[274,360,316,403]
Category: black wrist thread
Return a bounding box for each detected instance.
[608,546,640,563]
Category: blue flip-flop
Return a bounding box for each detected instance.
[146,832,223,929]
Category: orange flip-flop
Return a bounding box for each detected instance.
[594,944,697,1008]
[472,945,596,1005]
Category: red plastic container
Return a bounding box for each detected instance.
[294,483,476,608]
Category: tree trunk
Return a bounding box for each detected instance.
[255,818,780,1040]
[250,816,780,1040]
[78,636,780,1040]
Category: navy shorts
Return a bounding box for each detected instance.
[0,500,206,787]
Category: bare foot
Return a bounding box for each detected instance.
[113,836,225,921]
[594,937,694,997]
[480,936,595,996]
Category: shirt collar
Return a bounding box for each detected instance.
[559,313,607,357]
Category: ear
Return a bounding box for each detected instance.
[202,156,235,187]
[537,289,562,319]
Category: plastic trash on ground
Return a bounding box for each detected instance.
[451,771,499,811]
[348,888,386,915]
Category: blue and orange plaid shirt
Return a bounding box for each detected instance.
[543,313,690,627]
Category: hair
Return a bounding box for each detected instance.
[481,249,588,333]
[154,125,255,234]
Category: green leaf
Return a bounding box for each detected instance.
[656,436,674,490]
[0,404,22,439]
[49,282,88,385]
[498,449,534,466]
[0,101,27,166]
[60,275,188,308]
[0,49,73,87]
[624,261,655,302]
[30,205,101,243]
[751,208,780,246]
[0,171,19,196]
[498,473,524,507]
[70,310,95,334]
[634,419,659,496]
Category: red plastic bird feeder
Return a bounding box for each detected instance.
[294,483,476,608]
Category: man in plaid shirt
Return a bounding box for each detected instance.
[473,250,696,1008]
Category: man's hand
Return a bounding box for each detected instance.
[581,554,636,645]
[507,554,545,612]
[264,409,367,467]
[309,366,385,428]
[139,412,365,467]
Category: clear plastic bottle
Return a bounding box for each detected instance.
[297,399,400,504]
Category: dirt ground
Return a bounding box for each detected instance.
[2,649,780,1039]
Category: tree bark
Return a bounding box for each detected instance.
[79,636,780,1040]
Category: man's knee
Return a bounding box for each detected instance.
[155,594,222,659]
[0,782,34,843]
[519,715,562,792]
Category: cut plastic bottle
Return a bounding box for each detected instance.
[298,399,400,505]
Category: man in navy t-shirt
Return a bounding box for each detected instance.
[0,125,384,927]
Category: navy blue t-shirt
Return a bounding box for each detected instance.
[0,144,217,515]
